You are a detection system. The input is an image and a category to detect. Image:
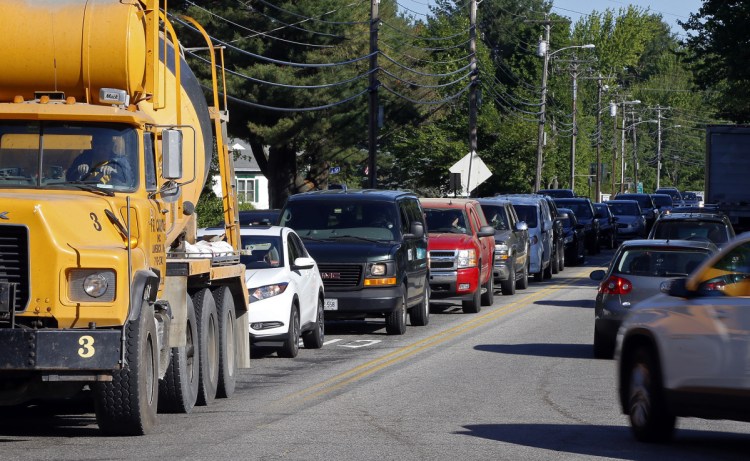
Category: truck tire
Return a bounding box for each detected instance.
[551,249,559,274]
[558,243,565,271]
[543,259,553,279]
[409,285,430,326]
[385,289,407,335]
[501,262,516,295]
[278,305,301,358]
[193,288,219,406]
[302,298,325,349]
[212,286,238,398]
[516,262,529,290]
[481,272,494,306]
[94,301,159,436]
[158,295,199,413]
[462,274,482,313]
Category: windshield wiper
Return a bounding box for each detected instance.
[57,182,115,196]
[328,234,381,243]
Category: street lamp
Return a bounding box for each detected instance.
[534,41,595,192]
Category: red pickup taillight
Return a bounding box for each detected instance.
[599,275,632,295]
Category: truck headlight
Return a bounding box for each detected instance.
[68,269,116,302]
[365,261,397,286]
[495,243,510,260]
[370,263,387,276]
[457,249,477,268]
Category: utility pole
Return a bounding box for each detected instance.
[534,16,551,192]
[632,117,639,188]
[367,0,379,189]
[569,57,580,190]
[611,101,617,195]
[656,106,663,190]
[595,74,602,201]
[467,0,477,196]
[620,101,627,193]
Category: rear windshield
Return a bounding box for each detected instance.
[651,220,728,244]
[512,204,538,228]
[279,201,400,241]
[480,204,510,230]
[651,195,673,207]
[555,200,593,219]
[608,202,639,216]
[618,195,651,209]
[616,248,711,277]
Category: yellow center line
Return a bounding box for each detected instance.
[279,267,594,404]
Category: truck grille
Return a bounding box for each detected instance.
[0,225,30,314]
[317,264,363,289]
[429,250,457,270]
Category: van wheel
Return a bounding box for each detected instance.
[626,346,676,442]
[386,290,407,335]
[158,295,199,414]
[94,301,158,435]
[462,274,482,313]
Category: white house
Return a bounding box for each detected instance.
[210,138,269,209]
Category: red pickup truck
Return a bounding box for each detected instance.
[420,198,496,313]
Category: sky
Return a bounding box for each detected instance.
[397,0,704,38]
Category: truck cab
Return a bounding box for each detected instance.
[421,198,495,313]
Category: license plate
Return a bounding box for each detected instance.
[324,298,338,311]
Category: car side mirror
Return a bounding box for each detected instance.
[557,212,569,220]
[477,225,495,237]
[292,256,316,270]
[663,277,692,297]
[515,221,528,232]
[405,221,424,239]
[590,269,606,281]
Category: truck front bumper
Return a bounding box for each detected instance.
[429,268,480,300]
[323,285,405,319]
[0,328,121,371]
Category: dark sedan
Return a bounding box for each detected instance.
[553,197,600,255]
[594,202,618,249]
[558,207,585,265]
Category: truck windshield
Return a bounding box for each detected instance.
[0,121,138,191]
[279,201,400,241]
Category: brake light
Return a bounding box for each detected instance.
[600,275,632,295]
[704,280,726,291]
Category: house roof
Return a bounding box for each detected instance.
[229,138,261,172]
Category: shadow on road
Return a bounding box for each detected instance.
[456,423,750,460]
[534,299,595,308]
[474,343,593,359]
[0,401,99,438]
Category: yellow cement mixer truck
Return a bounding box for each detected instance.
[0,0,250,435]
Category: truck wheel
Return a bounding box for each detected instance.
[158,295,199,413]
[302,298,325,348]
[193,288,219,406]
[558,243,565,271]
[543,260,552,279]
[462,275,482,313]
[516,262,529,290]
[212,286,237,398]
[385,290,407,335]
[627,346,676,442]
[94,301,159,435]
[501,262,516,295]
[551,250,559,274]
[481,272,494,306]
[409,285,430,327]
[278,305,301,358]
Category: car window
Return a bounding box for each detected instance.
[240,235,284,269]
[290,233,309,258]
[608,202,639,216]
[651,195,673,207]
[617,248,710,277]
[556,201,593,219]
[424,208,470,234]
[651,221,727,244]
[481,204,509,230]
[512,204,538,228]
[280,201,398,241]
[696,241,750,296]
[287,234,300,262]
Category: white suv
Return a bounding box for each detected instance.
[616,233,750,442]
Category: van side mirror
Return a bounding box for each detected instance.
[162,129,183,180]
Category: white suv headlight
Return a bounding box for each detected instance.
[250,283,289,301]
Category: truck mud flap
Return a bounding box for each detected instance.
[0,329,121,371]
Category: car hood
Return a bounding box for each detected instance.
[244,267,288,289]
[427,232,475,250]
[302,239,398,263]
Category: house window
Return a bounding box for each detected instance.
[237,176,259,204]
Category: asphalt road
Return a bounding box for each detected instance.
[2,248,749,460]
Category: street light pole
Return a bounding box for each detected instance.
[534,19,551,192]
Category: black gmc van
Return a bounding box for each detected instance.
[278,190,429,335]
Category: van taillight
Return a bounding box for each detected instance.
[600,275,632,295]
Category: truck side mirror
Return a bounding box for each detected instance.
[405,221,424,239]
[162,129,183,180]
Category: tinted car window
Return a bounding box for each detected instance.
[279,201,399,241]
[555,200,593,219]
[651,195,673,208]
[608,202,639,215]
[513,205,538,227]
[618,248,711,276]
[240,235,284,268]
[651,220,729,244]
[617,194,653,209]
[424,208,470,234]
[481,204,510,230]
